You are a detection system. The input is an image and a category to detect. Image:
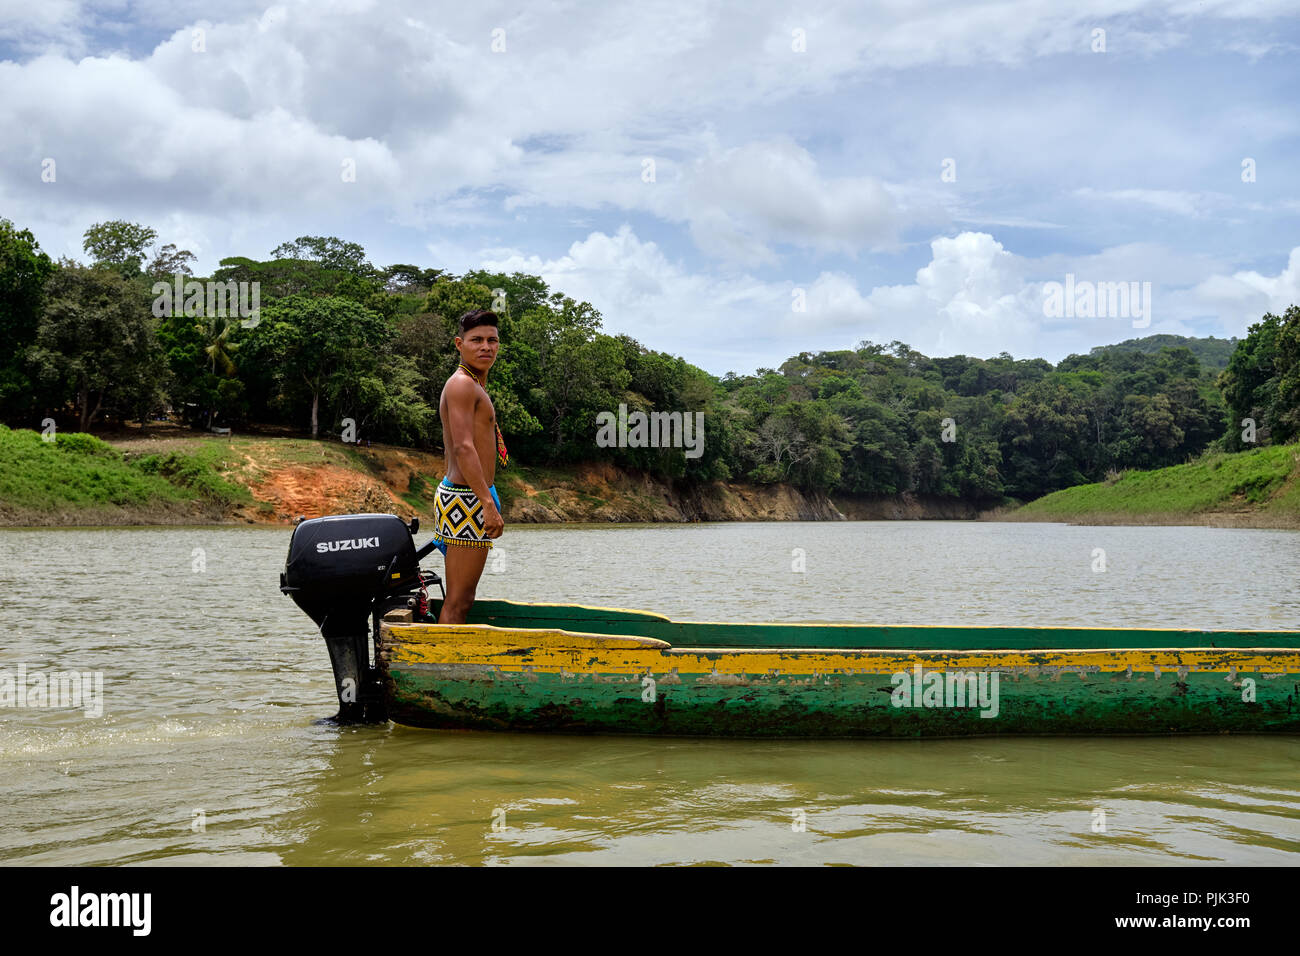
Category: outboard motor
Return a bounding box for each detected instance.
[280,513,443,723]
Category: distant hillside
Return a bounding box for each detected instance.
[1089,334,1239,370]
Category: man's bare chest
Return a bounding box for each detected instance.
[439,386,496,430]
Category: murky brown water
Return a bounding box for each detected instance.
[1,522,1297,865]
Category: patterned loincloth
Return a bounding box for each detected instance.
[432,478,501,550]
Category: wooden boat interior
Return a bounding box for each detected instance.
[414,599,1300,651]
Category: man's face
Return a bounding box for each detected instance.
[456,325,499,371]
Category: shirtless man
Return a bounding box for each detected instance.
[433,309,506,624]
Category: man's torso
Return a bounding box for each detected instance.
[439,371,497,486]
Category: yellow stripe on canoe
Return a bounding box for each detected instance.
[383,624,1300,676]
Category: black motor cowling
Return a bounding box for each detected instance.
[280,513,436,723]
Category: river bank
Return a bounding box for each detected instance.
[1007,443,1300,529]
[4,425,1296,530]
[0,425,989,527]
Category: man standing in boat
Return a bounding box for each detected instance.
[432,308,507,623]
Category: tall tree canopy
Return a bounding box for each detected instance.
[3,216,1295,505]
[0,219,56,421]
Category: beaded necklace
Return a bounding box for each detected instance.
[457,362,508,466]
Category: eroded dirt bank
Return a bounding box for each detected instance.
[117,437,996,526]
[2,432,1002,527]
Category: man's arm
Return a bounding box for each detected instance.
[444,376,503,536]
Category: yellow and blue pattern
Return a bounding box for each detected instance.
[432,478,500,550]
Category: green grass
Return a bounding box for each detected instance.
[1018,444,1300,518]
[494,471,521,512]
[0,425,250,513]
[267,437,357,466]
[497,463,576,512]
[509,462,574,486]
[130,444,252,505]
[344,444,388,475]
[400,473,429,513]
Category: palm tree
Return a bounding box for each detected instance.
[197,315,239,428]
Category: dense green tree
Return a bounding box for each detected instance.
[330,355,436,447]
[241,295,393,438]
[213,241,386,308]
[1219,311,1285,449]
[27,265,169,429]
[146,243,197,279]
[0,219,56,421]
[1092,333,1239,371]
[7,217,1287,506]
[271,236,374,276]
[423,278,495,335]
[384,264,445,295]
[155,310,247,429]
[1219,306,1300,446]
[83,220,158,276]
[1274,305,1300,442]
[525,326,629,463]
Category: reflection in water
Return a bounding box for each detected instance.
[1,523,1298,865]
[274,727,1300,866]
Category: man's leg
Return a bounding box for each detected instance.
[439,544,490,624]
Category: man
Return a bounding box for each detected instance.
[432,309,507,624]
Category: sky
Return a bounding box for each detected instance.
[2,0,1298,376]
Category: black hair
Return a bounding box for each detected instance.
[457,309,499,335]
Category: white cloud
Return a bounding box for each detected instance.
[0,0,1295,365]
[495,130,915,267]
[1074,187,1208,217]
[682,138,903,265]
[1224,38,1299,60]
[480,225,795,373]
[848,233,1045,357]
[479,228,1048,370]
[0,0,87,58]
[1192,247,1300,326]
[481,227,1300,373]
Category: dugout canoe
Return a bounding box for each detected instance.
[279,512,1300,736]
[376,599,1300,737]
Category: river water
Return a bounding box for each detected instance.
[1,521,1297,865]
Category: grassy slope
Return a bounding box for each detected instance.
[0,424,558,525]
[1015,444,1300,526]
[0,425,251,523]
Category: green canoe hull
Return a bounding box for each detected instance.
[378,600,1300,738]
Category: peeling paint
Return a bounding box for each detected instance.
[379,616,1300,736]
